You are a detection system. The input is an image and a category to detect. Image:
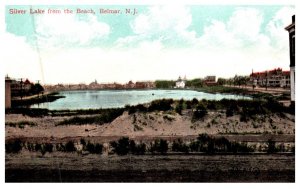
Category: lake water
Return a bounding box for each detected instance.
[31,89,251,110]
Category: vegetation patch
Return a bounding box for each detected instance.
[148,99,173,112]
[189,134,254,154]
[163,115,175,121]
[134,124,143,131]
[83,141,103,154]
[172,139,189,153]
[6,121,37,129]
[149,139,168,154]
[192,103,208,122]
[5,139,22,153]
[110,137,146,155]
[56,109,124,125]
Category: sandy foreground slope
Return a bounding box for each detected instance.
[5,110,295,182]
[5,110,295,143]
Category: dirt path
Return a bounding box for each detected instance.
[5,153,295,182]
[224,85,290,94]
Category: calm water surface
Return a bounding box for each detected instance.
[31,89,251,110]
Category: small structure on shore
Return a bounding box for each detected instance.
[175,76,186,88]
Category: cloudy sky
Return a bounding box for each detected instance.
[4,5,295,84]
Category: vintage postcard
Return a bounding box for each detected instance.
[3,1,296,183]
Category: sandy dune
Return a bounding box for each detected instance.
[5,110,295,143]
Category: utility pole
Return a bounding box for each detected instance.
[20,78,23,100]
[265,71,268,91]
[252,69,255,91]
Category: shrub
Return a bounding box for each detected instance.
[190,134,253,153]
[110,137,130,155]
[85,142,102,154]
[129,140,136,152]
[189,141,200,152]
[149,139,168,154]
[267,139,277,154]
[80,138,86,146]
[175,103,183,115]
[172,139,189,153]
[214,137,230,152]
[65,141,76,152]
[291,146,295,153]
[86,142,95,153]
[163,115,175,121]
[135,104,147,113]
[207,101,217,110]
[226,105,236,117]
[56,143,66,152]
[5,121,37,129]
[35,143,42,152]
[134,124,143,131]
[57,108,124,125]
[6,108,49,117]
[192,98,199,106]
[44,143,53,153]
[126,104,147,114]
[192,103,207,121]
[27,143,34,152]
[40,144,46,156]
[94,143,103,154]
[85,142,103,154]
[148,99,173,112]
[228,142,253,153]
[134,143,146,155]
[5,139,22,153]
[186,101,192,109]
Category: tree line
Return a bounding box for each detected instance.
[6,135,294,155]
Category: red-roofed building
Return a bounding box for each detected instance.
[204,76,217,86]
[250,68,290,88]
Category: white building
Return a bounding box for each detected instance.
[175,76,186,88]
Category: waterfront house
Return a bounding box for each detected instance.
[204,76,217,86]
[250,68,290,88]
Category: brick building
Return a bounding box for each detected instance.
[250,68,290,88]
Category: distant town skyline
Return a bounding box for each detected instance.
[4,5,295,84]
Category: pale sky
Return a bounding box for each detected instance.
[3,5,295,84]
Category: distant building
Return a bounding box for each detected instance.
[9,78,32,97]
[23,79,32,91]
[285,15,295,102]
[250,68,290,88]
[175,76,186,88]
[89,79,100,89]
[135,81,155,89]
[125,80,135,89]
[204,76,217,86]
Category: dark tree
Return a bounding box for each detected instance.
[5,139,22,153]
[65,141,76,152]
